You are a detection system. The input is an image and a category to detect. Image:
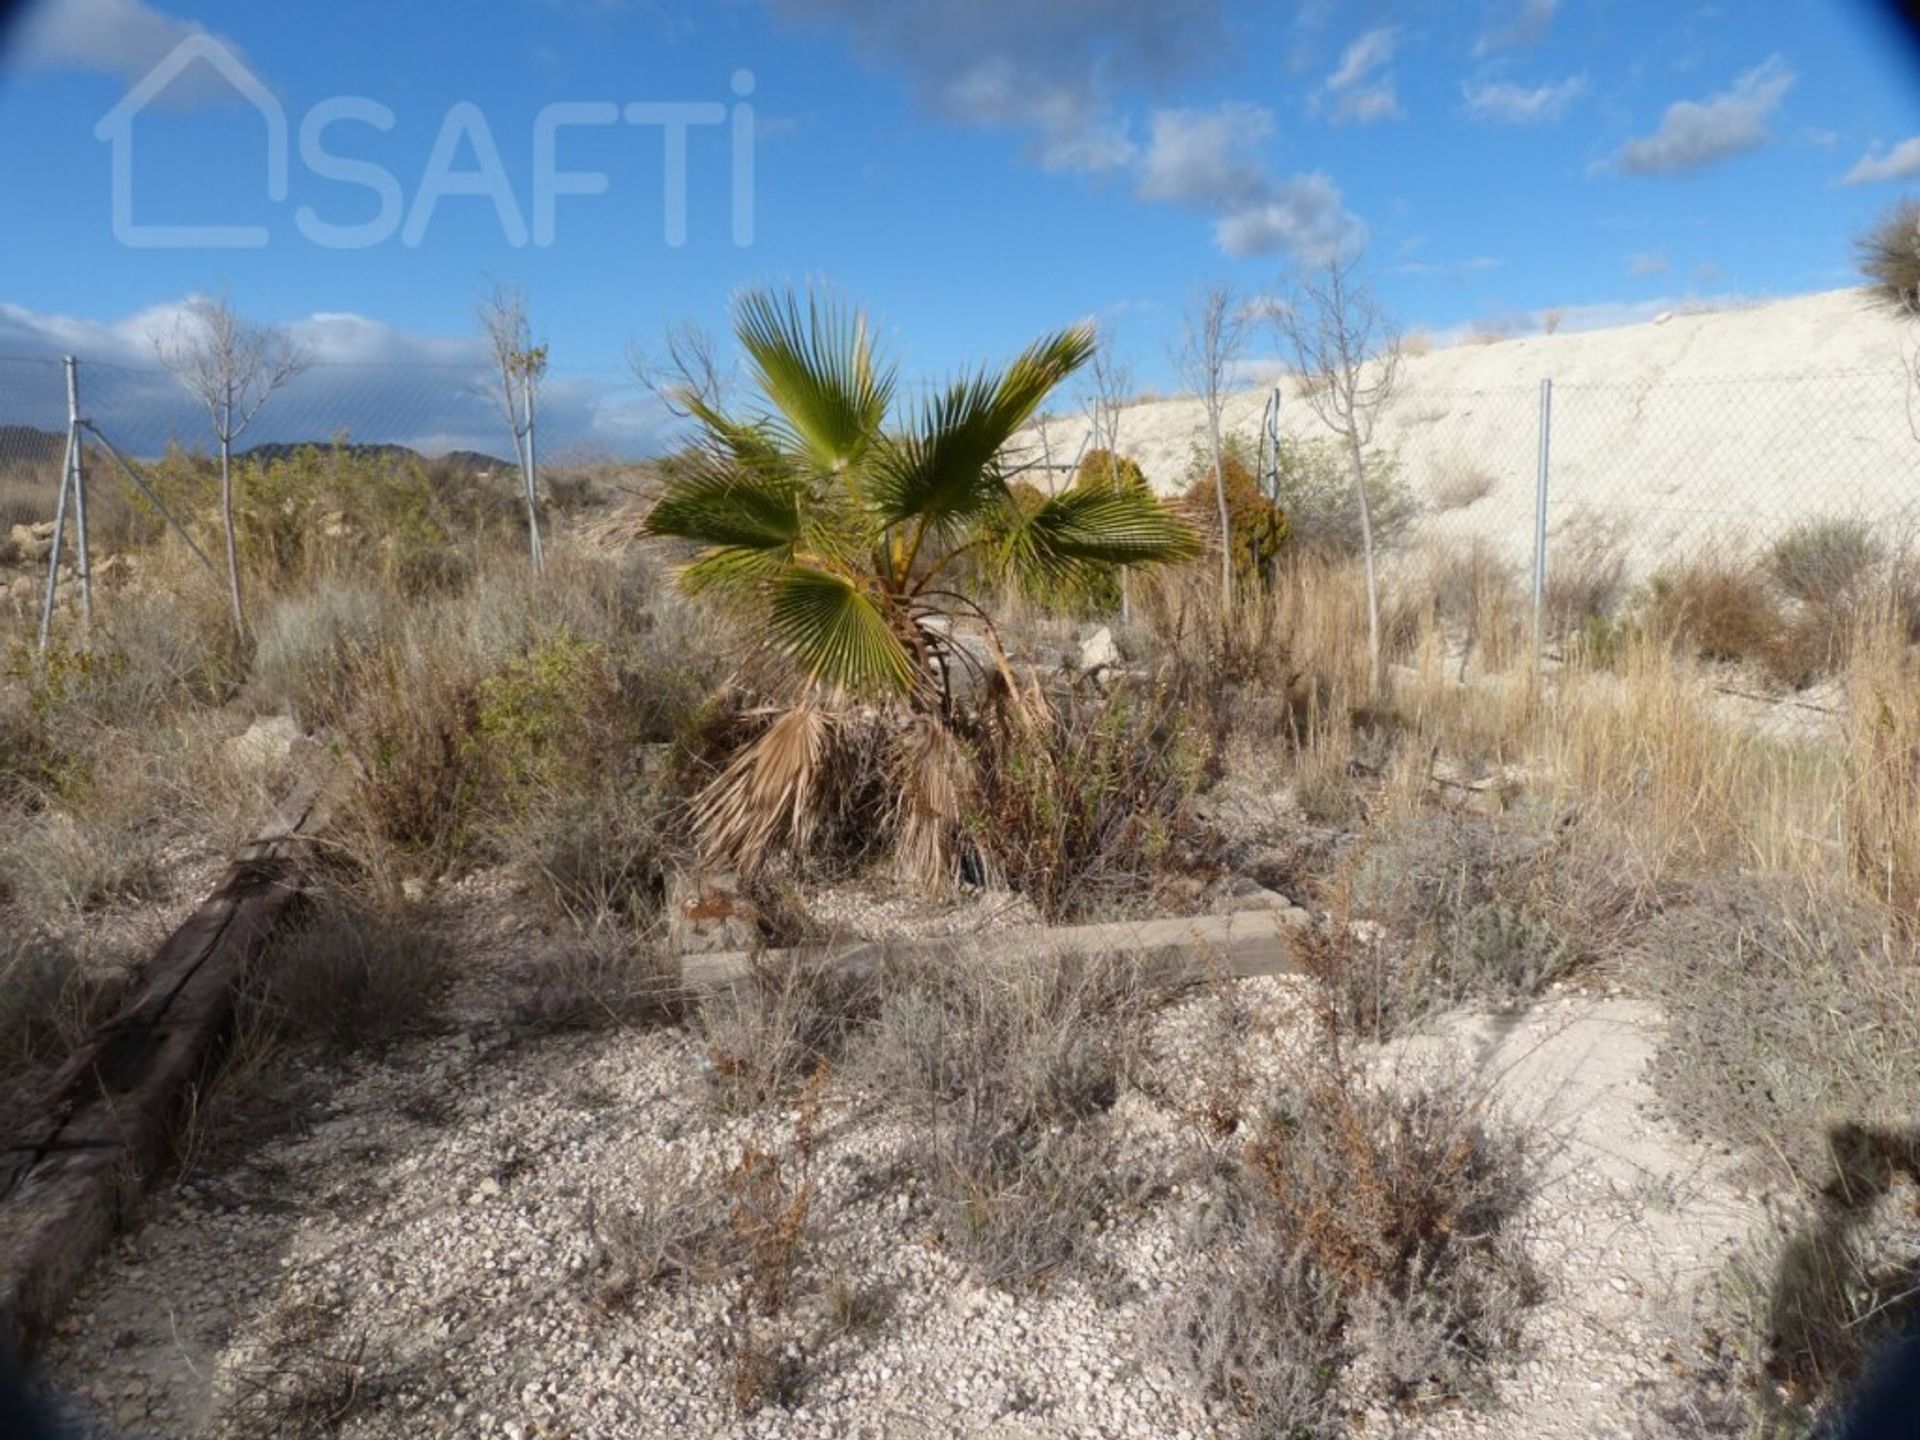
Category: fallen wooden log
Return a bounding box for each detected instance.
[0,780,330,1358]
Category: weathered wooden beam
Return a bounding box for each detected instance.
[679,901,1305,995]
[0,781,327,1359]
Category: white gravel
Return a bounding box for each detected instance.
[37,962,1758,1440]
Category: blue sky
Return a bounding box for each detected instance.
[0,0,1917,454]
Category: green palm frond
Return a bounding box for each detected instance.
[869,325,1097,533]
[998,483,1199,590]
[680,543,794,598]
[736,288,895,475]
[768,566,919,697]
[644,463,805,550]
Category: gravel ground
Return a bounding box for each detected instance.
[36,956,1759,1440]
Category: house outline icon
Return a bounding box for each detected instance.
[94,34,288,250]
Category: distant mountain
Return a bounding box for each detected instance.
[237,440,516,474]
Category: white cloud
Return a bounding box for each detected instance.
[1626,252,1671,277]
[10,0,246,85]
[1389,255,1504,281]
[1133,104,1364,262]
[1462,75,1586,124]
[1135,103,1273,207]
[1611,56,1795,176]
[1322,26,1401,125]
[769,0,1223,173]
[769,0,1364,259]
[1213,174,1365,262]
[1841,135,1920,187]
[1474,0,1557,56]
[0,299,667,457]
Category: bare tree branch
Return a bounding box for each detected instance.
[1177,285,1250,604]
[479,282,549,571]
[632,318,729,420]
[151,294,309,634]
[1083,325,1139,616]
[1270,251,1402,694]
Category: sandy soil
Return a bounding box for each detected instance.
[1024,288,1920,576]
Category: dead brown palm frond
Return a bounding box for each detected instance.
[892,714,977,890]
[695,701,834,872]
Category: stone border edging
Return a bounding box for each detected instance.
[679,896,1306,993]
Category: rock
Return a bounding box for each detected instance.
[9,523,52,563]
[1077,624,1121,674]
[226,714,302,771]
[666,870,761,955]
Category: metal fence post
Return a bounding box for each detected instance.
[66,356,92,633]
[36,416,74,654]
[1531,377,1553,666]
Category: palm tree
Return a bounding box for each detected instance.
[645,287,1197,886]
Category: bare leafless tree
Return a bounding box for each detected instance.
[480,283,549,572]
[1083,326,1138,617]
[1177,285,1249,604]
[632,318,730,420]
[1083,326,1135,476]
[1271,253,1402,694]
[152,294,309,634]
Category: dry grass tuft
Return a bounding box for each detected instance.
[1427,456,1498,512]
[855,948,1151,1286]
[247,890,450,1056]
[1171,1044,1534,1437]
[1648,551,1784,670]
[1858,198,1920,312]
[1308,811,1580,1038]
[506,924,684,1032]
[1652,880,1919,1184]
[698,953,875,1112]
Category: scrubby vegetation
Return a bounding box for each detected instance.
[8,305,1920,1440]
[1859,197,1920,312]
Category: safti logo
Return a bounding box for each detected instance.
[96,35,757,251]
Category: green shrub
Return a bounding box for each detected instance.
[1181,442,1291,587]
[1075,447,1150,493]
[468,628,618,806]
[1260,434,1419,558]
[972,681,1213,922]
[1769,517,1883,607]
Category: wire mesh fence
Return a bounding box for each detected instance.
[3,350,1919,650]
[0,354,660,529]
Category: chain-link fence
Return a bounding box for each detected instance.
[0,353,660,526]
[5,351,1920,649]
